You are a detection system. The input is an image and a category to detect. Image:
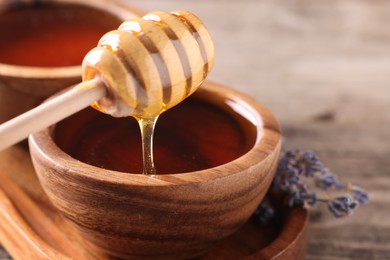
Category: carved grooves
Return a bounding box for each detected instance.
[113,47,147,115]
[145,13,194,97]
[171,11,210,79]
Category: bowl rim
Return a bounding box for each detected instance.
[0,0,142,79]
[29,81,281,187]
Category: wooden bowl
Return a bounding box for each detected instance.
[28,82,282,259]
[0,0,140,123]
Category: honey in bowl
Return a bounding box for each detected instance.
[0,3,122,67]
[29,82,280,258]
[54,94,257,174]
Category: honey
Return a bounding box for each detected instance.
[0,3,122,67]
[136,116,159,174]
[54,96,256,174]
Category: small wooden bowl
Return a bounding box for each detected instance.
[0,0,140,123]
[29,82,282,259]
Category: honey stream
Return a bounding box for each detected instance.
[136,116,159,175]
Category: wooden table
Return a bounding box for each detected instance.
[1,0,389,259]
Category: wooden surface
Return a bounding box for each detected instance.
[1,0,389,259]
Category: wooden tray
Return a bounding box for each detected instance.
[0,145,308,259]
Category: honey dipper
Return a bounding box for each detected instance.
[0,10,214,151]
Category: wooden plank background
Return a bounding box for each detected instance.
[1,0,390,259]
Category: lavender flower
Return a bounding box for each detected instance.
[351,186,369,204]
[255,148,368,224]
[253,199,275,225]
[315,172,342,191]
[303,192,317,207]
[328,196,359,218]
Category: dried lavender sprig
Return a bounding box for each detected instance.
[255,148,369,224]
[253,197,275,225]
[327,196,359,218]
[350,185,369,204]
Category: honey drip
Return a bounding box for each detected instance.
[136,116,159,174]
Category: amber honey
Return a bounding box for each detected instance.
[0,3,122,67]
[54,96,257,174]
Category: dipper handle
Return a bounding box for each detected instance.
[0,80,106,151]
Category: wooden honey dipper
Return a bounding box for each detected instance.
[0,10,214,152]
